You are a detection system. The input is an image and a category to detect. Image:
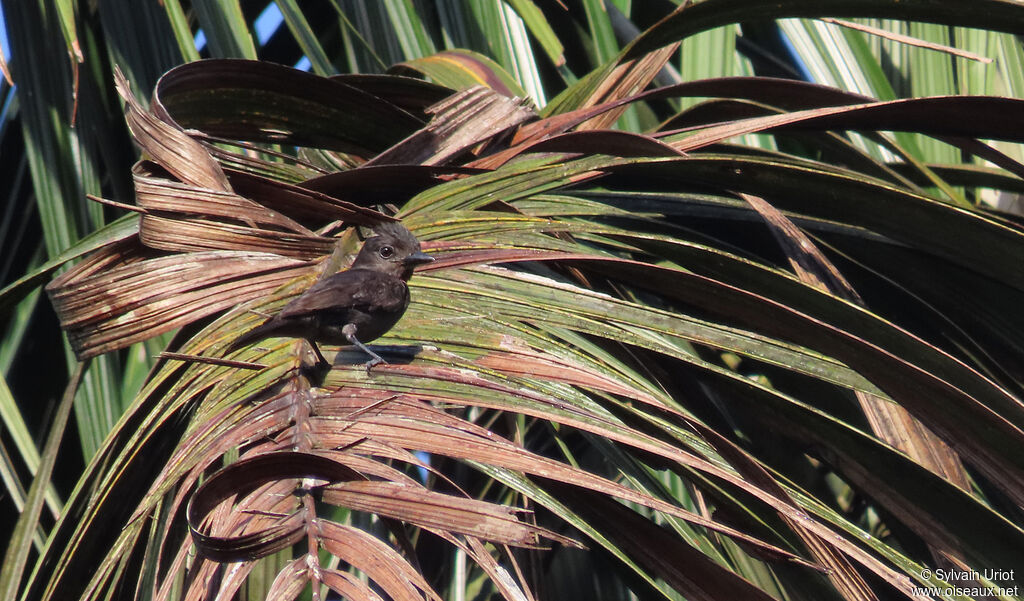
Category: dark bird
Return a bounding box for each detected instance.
[230,222,433,371]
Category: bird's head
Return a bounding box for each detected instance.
[351,221,434,280]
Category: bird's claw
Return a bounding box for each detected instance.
[364,356,387,374]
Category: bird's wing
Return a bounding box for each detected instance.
[278,269,406,319]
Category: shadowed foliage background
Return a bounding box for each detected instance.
[2,1,1024,600]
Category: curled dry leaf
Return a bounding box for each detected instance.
[114,68,231,192]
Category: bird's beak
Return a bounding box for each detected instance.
[403,251,434,266]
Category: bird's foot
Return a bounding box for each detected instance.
[364,356,387,374]
[345,327,387,375]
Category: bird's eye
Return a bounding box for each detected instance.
[379,245,395,259]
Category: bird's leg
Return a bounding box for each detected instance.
[306,338,331,369]
[342,323,387,373]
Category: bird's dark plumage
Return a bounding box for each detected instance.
[230,222,433,370]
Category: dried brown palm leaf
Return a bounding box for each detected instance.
[47,245,310,358]
[575,45,680,131]
[133,163,315,235]
[138,215,333,259]
[368,85,537,167]
[115,68,231,192]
